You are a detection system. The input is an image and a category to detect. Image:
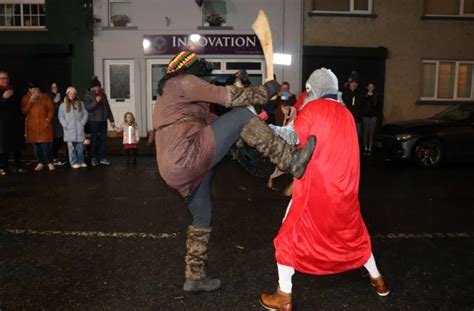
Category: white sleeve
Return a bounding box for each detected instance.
[269,121,300,145]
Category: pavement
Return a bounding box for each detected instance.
[0,152,473,310]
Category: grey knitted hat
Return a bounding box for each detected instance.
[304,68,339,103]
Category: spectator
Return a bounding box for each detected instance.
[0,71,25,175]
[59,87,88,169]
[114,112,140,165]
[342,71,364,144]
[84,76,115,166]
[48,82,67,166]
[271,81,297,126]
[22,82,55,171]
[362,83,378,156]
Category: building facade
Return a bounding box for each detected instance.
[304,0,474,123]
[0,0,94,96]
[92,0,303,134]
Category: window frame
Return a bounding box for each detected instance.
[420,60,474,101]
[423,0,474,17]
[310,0,373,15]
[0,0,46,30]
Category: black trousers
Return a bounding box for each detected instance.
[125,148,138,161]
[187,107,254,227]
[0,151,22,171]
[52,137,65,160]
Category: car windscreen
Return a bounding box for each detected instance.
[430,104,474,121]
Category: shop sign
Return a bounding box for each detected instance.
[143,34,263,55]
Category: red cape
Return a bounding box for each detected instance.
[274,98,371,275]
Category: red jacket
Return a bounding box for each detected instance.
[274,98,371,275]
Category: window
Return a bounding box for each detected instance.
[312,0,373,14]
[202,0,226,26]
[109,0,131,26]
[421,61,474,101]
[424,0,474,16]
[0,0,45,29]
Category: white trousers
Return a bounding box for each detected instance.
[277,252,381,293]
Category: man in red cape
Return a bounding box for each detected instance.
[259,68,389,311]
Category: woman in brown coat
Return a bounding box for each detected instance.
[22,82,55,171]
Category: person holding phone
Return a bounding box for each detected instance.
[0,71,25,175]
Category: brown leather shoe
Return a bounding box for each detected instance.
[371,275,390,296]
[259,287,292,310]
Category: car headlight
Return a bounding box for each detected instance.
[396,134,413,141]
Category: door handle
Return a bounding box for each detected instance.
[116,99,125,102]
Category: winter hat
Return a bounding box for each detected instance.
[28,81,40,89]
[305,68,339,102]
[166,51,199,74]
[90,76,101,88]
[66,86,77,95]
[347,70,359,83]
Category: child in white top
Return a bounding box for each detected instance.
[114,112,140,165]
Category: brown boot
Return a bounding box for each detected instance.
[259,287,292,311]
[183,226,221,292]
[240,116,316,179]
[370,275,390,296]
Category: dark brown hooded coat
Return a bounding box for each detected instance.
[153,74,267,197]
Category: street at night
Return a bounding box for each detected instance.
[1,155,473,310]
[1,0,474,310]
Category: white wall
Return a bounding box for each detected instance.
[93,0,303,132]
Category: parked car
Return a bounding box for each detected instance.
[375,103,474,167]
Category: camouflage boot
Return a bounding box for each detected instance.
[183,226,221,292]
[240,116,316,179]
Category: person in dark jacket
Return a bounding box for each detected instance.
[83,76,115,166]
[362,83,378,155]
[342,71,364,145]
[0,71,25,175]
[48,82,67,165]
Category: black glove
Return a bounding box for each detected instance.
[264,80,280,99]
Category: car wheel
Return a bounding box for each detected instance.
[414,139,442,168]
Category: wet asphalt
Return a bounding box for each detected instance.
[0,150,473,310]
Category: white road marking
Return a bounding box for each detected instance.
[5,229,178,240]
[373,232,472,239]
[3,229,472,240]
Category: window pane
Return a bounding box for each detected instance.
[23,4,30,14]
[32,15,39,26]
[151,64,167,100]
[0,5,4,15]
[110,2,131,17]
[248,74,263,86]
[14,15,21,26]
[314,0,350,12]
[464,0,474,14]
[422,63,436,98]
[110,64,131,99]
[458,64,473,98]
[0,16,5,26]
[438,62,455,99]
[424,0,460,15]
[14,4,20,14]
[226,62,261,70]
[39,15,44,26]
[24,16,31,26]
[31,4,38,14]
[354,0,369,11]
